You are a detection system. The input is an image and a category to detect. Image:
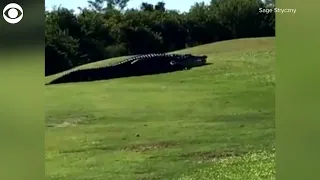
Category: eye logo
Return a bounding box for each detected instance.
[2,3,23,24]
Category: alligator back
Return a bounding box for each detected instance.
[47,53,207,85]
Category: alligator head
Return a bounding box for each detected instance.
[169,54,207,68]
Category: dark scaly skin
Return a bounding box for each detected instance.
[47,53,207,85]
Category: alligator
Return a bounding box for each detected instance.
[47,53,208,85]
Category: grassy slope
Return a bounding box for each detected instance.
[45,37,275,180]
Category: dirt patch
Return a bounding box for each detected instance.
[207,112,274,124]
[46,117,87,128]
[46,123,73,128]
[179,149,248,162]
[55,121,76,127]
[124,141,177,152]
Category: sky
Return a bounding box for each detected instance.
[45,0,211,13]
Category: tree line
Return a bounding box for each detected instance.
[45,0,275,76]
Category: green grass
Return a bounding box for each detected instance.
[45,37,275,180]
[175,150,275,180]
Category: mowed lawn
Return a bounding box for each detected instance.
[45,37,275,180]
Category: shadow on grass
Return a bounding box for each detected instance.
[46,63,212,85]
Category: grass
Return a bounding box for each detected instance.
[175,150,275,180]
[45,37,275,180]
